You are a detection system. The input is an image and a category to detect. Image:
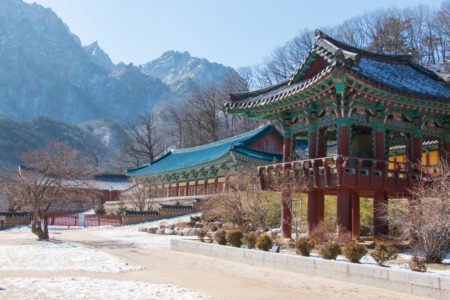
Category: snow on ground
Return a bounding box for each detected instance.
[0,242,142,273]
[0,277,211,300]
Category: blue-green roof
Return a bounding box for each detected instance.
[126,124,282,177]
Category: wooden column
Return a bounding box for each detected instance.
[204,178,208,195]
[175,182,180,197]
[194,179,198,196]
[411,135,422,165]
[351,192,360,239]
[373,190,388,237]
[308,130,317,159]
[337,187,351,235]
[444,140,450,165]
[185,181,190,196]
[281,189,292,239]
[281,125,292,239]
[337,124,350,156]
[317,190,324,223]
[307,190,318,236]
[375,129,385,160]
[214,177,219,194]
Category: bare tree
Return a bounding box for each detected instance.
[126,178,158,212]
[119,112,164,168]
[2,142,95,240]
[386,161,450,263]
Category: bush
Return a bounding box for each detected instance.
[257,234,273,251]
[371,243,398,266]
[196,229,207,242]
[409,253,427,272]
[94,204,106,215]
[243,232,257,249]
[226,230,243,247]
[343,241,368,263]
[310,220,336,243]
[116,200,127,215]
[214,230,227,245]
[320,242,341,260]
[190,216,202,223]
[296,238,315,256]
[210,224,218,232]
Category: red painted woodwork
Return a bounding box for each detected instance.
[351,193,360,239]
[300,55,330,81]
[338,126,350,156]
[317,190,324,223]
[249,132,283,154]
[444,141,450,165]
[373,190,388,237]
[307,190,318,235]
[375,130,385,160]
[308,131,317,159]
[283,135,291,162]
[412,136,422,164]
[337,187,351,235]
[281,190,292,238]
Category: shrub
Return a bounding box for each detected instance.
[310,220,336,243]
[257,234,273,251]
[196,229,207,242]
[190,216,202,223]
[214,230,227,245]
[343,241,368,263]
[94,204,106,215]
[226,230,243,247]
[371,243,398,266]
[296,238,315,256]
[116,200,127,215]
[409,253,427,272]
[206,233,213,243]
[210,224,218,232]
[243,232,257,249]
[320,242,341,260]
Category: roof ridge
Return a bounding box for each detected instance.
[315,30,412,64]
[172,124,271,153]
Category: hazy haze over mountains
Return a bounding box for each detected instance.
[0,0,237,124]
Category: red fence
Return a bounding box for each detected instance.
[84,214,122,227]
[30,213,78,227]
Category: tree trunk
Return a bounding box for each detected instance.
[31,209,49,240]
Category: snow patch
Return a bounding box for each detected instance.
[0,277,211,300]
[0,242,142,273]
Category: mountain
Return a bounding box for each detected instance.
[0,116,106,166]
[141,50,237,97]
[0,0,240,124]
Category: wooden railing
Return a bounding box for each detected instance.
[257,156,429,193]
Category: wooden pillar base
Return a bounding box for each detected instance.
[337,187,351,236]
[351,192,360,240]
[281,190,292,238]
[373,190,388,237]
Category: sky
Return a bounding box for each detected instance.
[25,0,445,69]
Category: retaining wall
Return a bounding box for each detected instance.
[121,215,160,225]
[170,239,449,300]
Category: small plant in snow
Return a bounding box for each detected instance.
[371,243,398,266]
[257,234,273,251]
[214,230,227,245]
[343,241,368,263]
[409,252,427,272]
[296,238,315,256]
[320,242,341,260]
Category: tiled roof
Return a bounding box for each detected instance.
[126,124,282,177]
[227,30,450,110]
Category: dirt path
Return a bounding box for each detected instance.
[1,227,431,300]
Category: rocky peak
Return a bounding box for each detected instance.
[84,41,114,72]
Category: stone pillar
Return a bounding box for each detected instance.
[351,193,360,239]
[307,190,318,236]
[373,190,388,237]
[281,189,292,239]
[337,187,351,235]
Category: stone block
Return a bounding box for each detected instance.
[388,269,440,289]
[314,259,348,281]
[197,242,212,256]
[244,249,265,266]
[262,251,287,269]
[347,263,388,280]
[439,276,450,291]
[284,255,315,275]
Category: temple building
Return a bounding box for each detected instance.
[226,31,450,239]
[126,124,283,198]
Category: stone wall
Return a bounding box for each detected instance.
[171,239,449,300]
[121,215,160,225]
[0,215,30,230]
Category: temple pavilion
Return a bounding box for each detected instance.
[226,30,450,239]
[126,124,283,198]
